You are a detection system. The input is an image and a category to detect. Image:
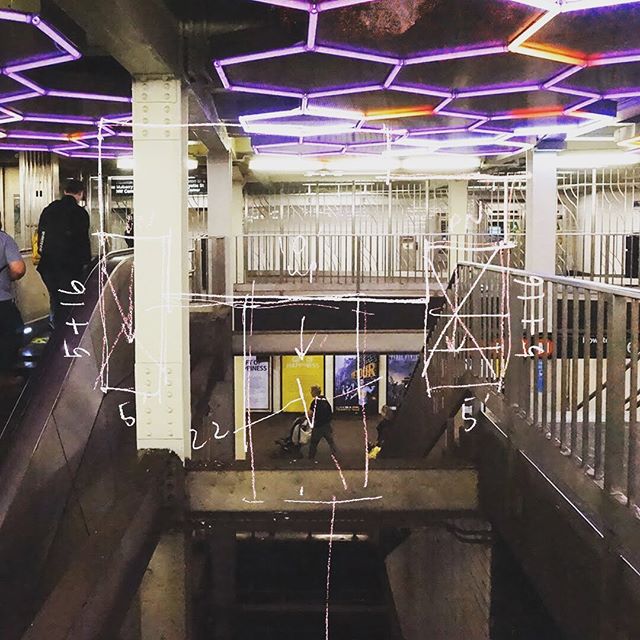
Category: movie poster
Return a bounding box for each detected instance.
[281,355,325,413]
[334,354,379,413]
[387,354,420,408]
[244,356,271,411]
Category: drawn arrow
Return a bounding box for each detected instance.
[295,315,317,360]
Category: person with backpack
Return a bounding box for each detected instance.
[0,221,25,374]
[36,179,91,329]
[308,385,338,462]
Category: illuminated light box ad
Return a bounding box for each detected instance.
[334,354,379,413]
[245,356,271,412]
[281,355,325,413]
[387,353,420,409]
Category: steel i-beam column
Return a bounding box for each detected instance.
[133,76,191,460]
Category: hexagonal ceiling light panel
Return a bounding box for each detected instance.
[0,8,132,159]
[215,0,640,159]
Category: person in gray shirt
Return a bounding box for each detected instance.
[0,222,26,372]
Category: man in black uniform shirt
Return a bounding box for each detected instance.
[36,179,91,329]
[308,385,338,461]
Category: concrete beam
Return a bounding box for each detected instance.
[51,0,180,75]
[187,469,478,514]
[231,331,427,355]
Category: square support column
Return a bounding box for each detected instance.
[525,150,557,275]
[448,180,468,277]
[207,152,240,298]
[133,77,191,460]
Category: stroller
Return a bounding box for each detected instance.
[274,415,312,458]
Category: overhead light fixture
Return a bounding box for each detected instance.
[401,154,481,172]
[249,155,323,173]
[556,151,640,168]
[117,156,134,170]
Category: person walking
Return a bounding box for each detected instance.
[36,179,91,329]
[308,385,338,461]
[0,221,26,375]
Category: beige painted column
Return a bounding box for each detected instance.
[133,76,191,460]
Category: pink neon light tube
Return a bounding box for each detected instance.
[6,73,45,95]
[405,44,507,65]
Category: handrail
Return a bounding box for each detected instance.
[459,260,640,299]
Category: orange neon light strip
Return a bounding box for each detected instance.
[509,106,565,118]
[364,105,434,121]
[513,43,586,65]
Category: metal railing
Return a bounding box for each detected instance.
[234,233,525,290]
[427,260,640,512]
[557,231,640,286]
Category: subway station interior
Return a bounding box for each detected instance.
[1,0,640,638]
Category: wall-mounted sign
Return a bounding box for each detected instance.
[281,355,325,413]
[109,173,207,197]
[244,355,271,411]
[387,354,420,408]
[334,354,379,413]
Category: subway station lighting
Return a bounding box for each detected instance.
[556,151,640,168]
[249,153,481,175]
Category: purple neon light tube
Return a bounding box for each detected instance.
[384,64,403,88]
[0,144,50,151]
[318,0,381,10]
[22,113,96,125]
[307,9,318,48]
[307,83,383,98]
[589,51,640,66]
[456,83,540,98]
[389,84,452,99]
[230,85,306,99]
[217,44,305,67]
[438,108,487,121]
[213,63,231,89]
[4,53,76,74]
[405,44,508,65]
[604,89,640,99]
[46,90,132,103]
[543,65,583,88]
[6,73,45,95]
[408,126,469,136]
[0,9,33,23]
[6,131,69,140]
[32,17,82,59]
[314,45,401,66]
[249,0,309,10]
[0,90,40,104]
[547,85,601,99]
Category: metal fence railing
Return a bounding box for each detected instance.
[557,231,640,287]
[233,233,526,290]
[426,260,640,512]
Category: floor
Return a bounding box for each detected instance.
[247,412,382,470]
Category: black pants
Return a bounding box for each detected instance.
[39,267,82,329]
[0,299,23,371]
[308,422,338,459]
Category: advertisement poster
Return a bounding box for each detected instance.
[387,354,420,408]
[334,354,379,413]
[244,356,271,411]
[281,355,325,413]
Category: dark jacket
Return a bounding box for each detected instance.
[310,395,333,428]
[37,195,91,273]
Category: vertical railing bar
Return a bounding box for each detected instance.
[560,285,569,450]
[628,300,639,507]
[571,285,580,459]
[581,289,591,468]
[595,293,605,480]
[551,282,559,442]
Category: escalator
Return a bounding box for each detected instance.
[0,250,138,638]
